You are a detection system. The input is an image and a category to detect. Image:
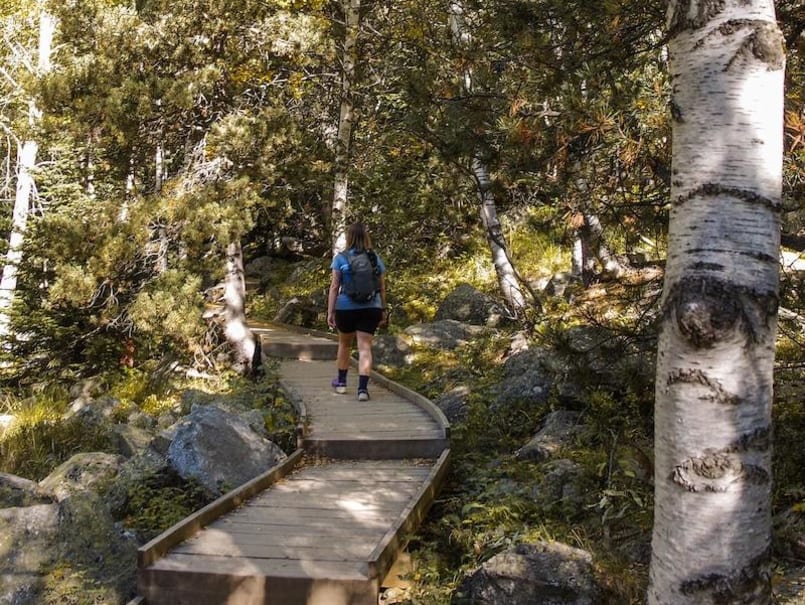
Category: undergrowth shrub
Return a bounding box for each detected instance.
[114,471,211,541]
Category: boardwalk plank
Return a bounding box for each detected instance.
[245,491,411,506]
[187,526,383,546]
[275,468,431,482]
[222,508,399,529]
[174,539,373,562]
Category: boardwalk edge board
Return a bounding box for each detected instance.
[361,366,450,437]
[277,378,309,445]
[137,449,304,567]
[368,448,452,581]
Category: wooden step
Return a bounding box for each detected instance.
[253,324,338,361]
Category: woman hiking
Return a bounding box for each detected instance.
[327,222,388,401]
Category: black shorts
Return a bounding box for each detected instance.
[334,308,383,335]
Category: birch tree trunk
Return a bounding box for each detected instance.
[0,7,54,340]
[330,0,360,255]
[223,241,259,375]
[449,1,526,316]
[474,158,526,315]
[648,1,785,603]
[580,211,625,280]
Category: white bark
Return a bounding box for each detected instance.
[331,0,360,255]
[571,232,584,278]
[223,241,258,374]
[0,7,54,340]
[581,211,625,279]
[648,1,785,604]
[567,160,626,281]
[155,142,164,192]
[474,158,525,313]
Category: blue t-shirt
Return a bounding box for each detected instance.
[331,248,386,310]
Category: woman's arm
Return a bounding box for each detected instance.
[378,273,389,327]
[327,269,340,328]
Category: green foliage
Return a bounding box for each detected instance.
[128,271,207,357]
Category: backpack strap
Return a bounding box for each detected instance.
[366,249,379,273]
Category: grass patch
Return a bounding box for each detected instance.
[0,390,113,481]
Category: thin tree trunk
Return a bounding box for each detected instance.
[331,0,360,255]
[0,7,54,340]
[571,232,584,278]
[449,0,526,315]
[223,241,258,375]
[580,211,626,279]
[567,160,626,282]
[648,2,785,604]
[473,158,526,314]
[153,142,169,273]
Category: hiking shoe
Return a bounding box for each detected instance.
[331,378,347,394]
[357,390,370,402]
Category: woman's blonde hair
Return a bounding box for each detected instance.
[345,222,372,251]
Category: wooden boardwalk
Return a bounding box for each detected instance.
[133,323,450,605]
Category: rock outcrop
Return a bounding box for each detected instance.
[453,541,600,605]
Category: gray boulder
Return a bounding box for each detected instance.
[516,410,582,462]
[273,296,319,327]
[240,409,269,438]
[435,386,471,424]
[404,320,485,350]
[551,326,655,402]
[0,473,52,508]
[531,459,587,516]
[39,452,124,502]
[244,255,286,279]
[492,348,556,411]
[372,334,414,369]
[435,283,509,327]
[65,395,122,424]
[0,486,136,605]
[0,503,60,605]
[453,541,600,605]
[543,272,582,299]
[111,423,154,458]
[167,405,286,496]
[68,376,107,403]
[128,410,157,430]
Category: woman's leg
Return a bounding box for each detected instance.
[337,331,355,370]
[355,331,373,376]
[356,331,374,399]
